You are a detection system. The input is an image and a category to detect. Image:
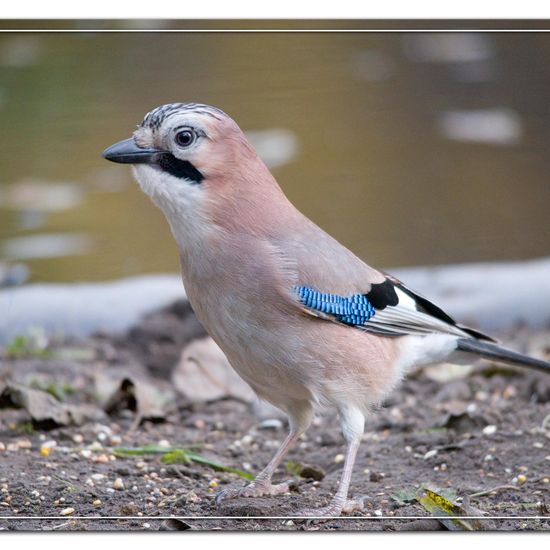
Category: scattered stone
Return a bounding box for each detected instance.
[482,425,497,436]
[334,454,345,464]
[423,449,438,460]
[113,478,124,490]
[299,464,325,481]
[258,419,283,430]
[369,471,385,482]
[92,499,102,507]
[60,507,75,516]
[185,490,200,503]
[39,440,57,457]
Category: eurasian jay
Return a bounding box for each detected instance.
[103,102,549,516]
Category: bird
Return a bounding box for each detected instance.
[103,102,550,517]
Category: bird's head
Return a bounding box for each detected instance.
[103,102,295,248]
[103,102,255,202]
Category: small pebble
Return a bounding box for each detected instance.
[482,425,497,436]
[17,440,32,450]
[72,434,84,444]
[258,419,283,430]
[194,419,205,429]
[542,477,549,484]
[334,454,345,464]
[60,507,75,516]
[517,474,527,485]
[157,440,171,448]
[0,443,5,452]
[136,461,147,470]
[209,479,219,488]
[374,509,383,516]
[110,435,122,446]
[533,442,544,449]
[185,490,200,503]
[369,471,385,482]
[93,499,102,507]
[241,434,253,445]
[91,473,105,481]
[423,449,438,460]
[40,441,57,457]
[80,449,92,459]
[95,424,112,435]
[143,523,151,529]
[94,454,109,464]
[113,478,125,490]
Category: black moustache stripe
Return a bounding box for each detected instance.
[155,153,204,184]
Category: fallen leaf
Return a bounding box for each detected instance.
[159,519,193,531]
[113,445,254,480]
[96,372,176,428]
[0,382,105,426]
[417,487,488,531]
[173,337,256,402]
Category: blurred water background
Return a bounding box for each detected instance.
[0,30,549,284]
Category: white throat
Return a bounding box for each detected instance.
[132,164,211,254]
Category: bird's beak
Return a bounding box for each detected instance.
[102,137,165,165]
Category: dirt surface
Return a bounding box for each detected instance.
[0,301,549,532]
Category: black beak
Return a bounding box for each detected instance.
[102,138,165,164]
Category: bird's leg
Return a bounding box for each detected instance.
[216,402,312,505]
[297,406,366,517]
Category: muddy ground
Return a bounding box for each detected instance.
[0,300,549,532]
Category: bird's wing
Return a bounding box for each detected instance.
[294,273,495,341]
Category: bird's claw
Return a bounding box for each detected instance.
[295,495,369,518]
[215,478,295,506]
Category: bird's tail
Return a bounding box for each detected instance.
[456,338,550,374]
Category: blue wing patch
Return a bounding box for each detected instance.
[295,286,376,326]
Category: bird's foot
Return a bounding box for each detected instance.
[295,496,368,518]
[215,478,295,505]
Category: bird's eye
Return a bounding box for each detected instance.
[174,129,196,147]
